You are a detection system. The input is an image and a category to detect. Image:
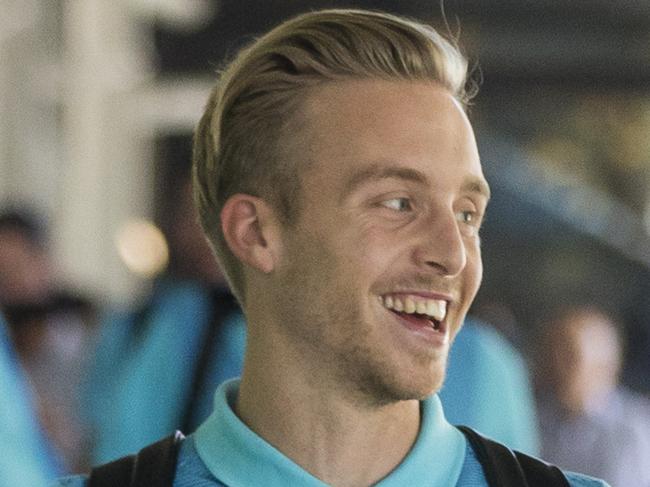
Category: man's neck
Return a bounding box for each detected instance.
[235,339,421,487]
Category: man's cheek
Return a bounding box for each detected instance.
[466,246,483,287]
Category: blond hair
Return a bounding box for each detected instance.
[193,9,471,303]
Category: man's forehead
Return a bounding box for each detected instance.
[303,81,474,145]
[302,79,454,117]
[293,79,484,194]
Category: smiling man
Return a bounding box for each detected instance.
[55,8,607,487]
[241,79,489,417]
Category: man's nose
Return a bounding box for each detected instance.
[413,209,466,277]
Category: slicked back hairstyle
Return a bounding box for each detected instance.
[193,9,471,304]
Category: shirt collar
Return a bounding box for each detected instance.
[195,379,466,486]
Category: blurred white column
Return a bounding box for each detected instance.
[0,0,58,212]
[59,0,155,304]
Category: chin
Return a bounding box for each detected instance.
[389,380,444,404]
[408,372,446,401]
[359,365,447,406]
[407,353,449,395]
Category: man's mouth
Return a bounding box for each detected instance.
[379,294,447,331]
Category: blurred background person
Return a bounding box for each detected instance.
[534,305,650,487]
[83,168,246,465]
[0,208,96,474]
[0,310,61,486]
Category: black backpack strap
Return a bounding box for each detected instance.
[457,425,570,487]
[181,288,239,433]
[88,454,135,487]
[88,431,185,487]
[513,450,571,487]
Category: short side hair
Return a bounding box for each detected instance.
[193,9,471,303]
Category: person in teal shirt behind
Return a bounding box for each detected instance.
[84,278,246,464]
[0,313,61,486]
[83,172,246,465]
[54,8,607,487]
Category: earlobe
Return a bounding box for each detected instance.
[220,194,278,274]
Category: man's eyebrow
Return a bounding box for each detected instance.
[462,177,491,202]
[342,163,427,197]
[341,162,491,202]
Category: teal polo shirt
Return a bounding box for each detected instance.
[194,379,466,486]
[53,379,609,487]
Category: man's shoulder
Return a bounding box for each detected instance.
[565,471,611,487]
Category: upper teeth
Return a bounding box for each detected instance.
[380,295,447,322]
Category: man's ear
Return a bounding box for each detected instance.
[220,194,281,274]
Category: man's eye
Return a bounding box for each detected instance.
[381,198,412,212]
[458,211,474,223]
[456,210,480,226]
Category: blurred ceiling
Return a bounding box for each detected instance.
[153,0,650,90]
